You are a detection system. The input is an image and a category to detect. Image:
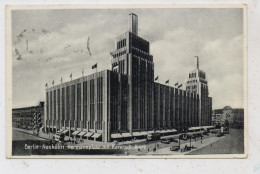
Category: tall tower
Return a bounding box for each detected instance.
[186,56,212,126]
[110,14,154,133]
[128,13,138,35]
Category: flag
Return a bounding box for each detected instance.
[110,52,114,57]
[178,84,182,88]
[82,69,84,75]
[45,83,48,87]
[70,73,72,78]
[92,63,97,69]
[155,76,158,81]
[60,77,62,83]
[52,80,54,85]
[165,80,169,84]
[175,82,178,86]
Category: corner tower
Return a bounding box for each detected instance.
[110,14,154,133]
[186,56,212,126]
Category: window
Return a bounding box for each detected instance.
[117,39,127,50]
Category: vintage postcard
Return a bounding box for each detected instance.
[6,4,247,158]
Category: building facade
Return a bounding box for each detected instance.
[44,13,212,142]
[186,56,212,126]
[212,106,244,128]
[12,102,44,129]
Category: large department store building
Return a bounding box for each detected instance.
[44,13,212,142]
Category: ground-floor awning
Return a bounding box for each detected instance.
[72,131,80,136]
[62,130,69,134]
[111,133,123,139]
[155,130,161,133]
[140,132,148,136]
[148,130,155,134]
[202,126,214,129]
[122,133,132,138]
[171,129,177,133]
[78,131,87,137]
[132,132,148,136]
[160,130,167,133]
[92,133,102,139]
[132,132,142,136]
[188,127,202,131]
[83,132,94,138]
[158,129,177,134]
[57,129,64,133]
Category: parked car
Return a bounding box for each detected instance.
[203,131,209,135]
[54,133,65,142]
[161,139,170,144]
[170,146,180,151]
[191,135,197,139]
[223,130,229,134]
[210,129,218,134]
[170,138,179,143]
[217,132,224,137]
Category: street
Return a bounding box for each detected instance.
[12,128,46,141]
[12,128,244,156]
[188,128,244,155]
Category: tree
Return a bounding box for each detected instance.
[224,119,229,127]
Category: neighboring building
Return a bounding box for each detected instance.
[186,56,212,126]
[212,106,244,128]
[45,13,212,142]
[12,102,44,129]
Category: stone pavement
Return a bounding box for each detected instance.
[13,127,53,140]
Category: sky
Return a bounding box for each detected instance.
[11,8,244,109]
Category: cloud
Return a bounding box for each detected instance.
[151,27,203,85]
[12,20,115,107]
[150,26,244,109]
[11,9,244,109]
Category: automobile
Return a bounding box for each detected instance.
[210,129,218,134]
[161,139,170,144]
[170,146,180,151]
[223,130,229,134]
[217,132,224,137]
[191,135,197,139]
[203,131,209,135]
[170,138,179,143]
[54,133,65,142]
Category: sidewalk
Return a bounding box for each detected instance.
[148,136,225,155]
[117,139,147,145]
[13,127,51,140]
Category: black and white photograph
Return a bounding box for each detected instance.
[6,5,247,158]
